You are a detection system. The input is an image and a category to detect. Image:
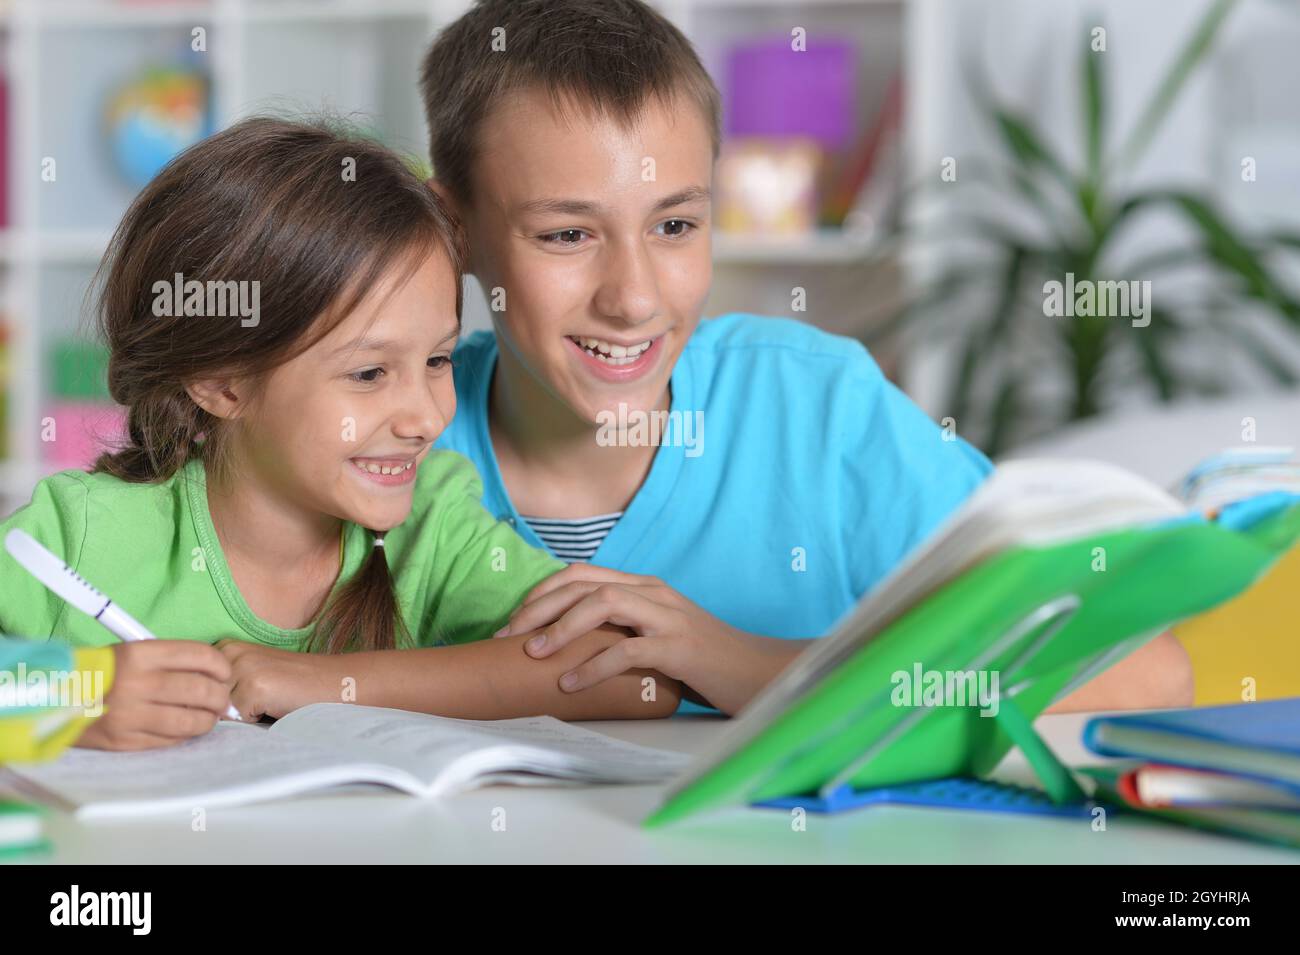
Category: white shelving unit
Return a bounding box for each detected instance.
[1,0,460,512]
[1,0,909,513]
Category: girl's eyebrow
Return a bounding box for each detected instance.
[330,325,457,360]
[330,335,395,358]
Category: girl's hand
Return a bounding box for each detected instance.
[217,640,344,722]
[75,640,233,751]
[495,564,804,715]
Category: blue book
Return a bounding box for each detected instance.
[1083,698,1300,796]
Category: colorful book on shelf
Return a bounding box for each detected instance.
[43,340,127,470]
[0,74,7,229]
[644,457,1300,828]
[822,71,902,228]
[0,318,9,460]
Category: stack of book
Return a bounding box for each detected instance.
[1084,698,1300,849]
[1179,446,1300,513]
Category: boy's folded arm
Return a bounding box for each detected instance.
[1044,630,1194,714]
[346,626,682,721]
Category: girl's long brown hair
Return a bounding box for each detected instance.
[92,116,467,654]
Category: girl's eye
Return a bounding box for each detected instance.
[539,228,588,247]
[349,367,384,384]
[428,355,453,371]
[657,219,695,239]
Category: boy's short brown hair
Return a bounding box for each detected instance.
[420,0,721,204]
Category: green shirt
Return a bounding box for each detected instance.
[0,451,563,651]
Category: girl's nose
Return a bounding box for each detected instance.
[394,379,453,444]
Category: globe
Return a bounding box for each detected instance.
[106,66,211,188]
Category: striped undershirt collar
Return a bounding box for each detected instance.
[520,512,624,563]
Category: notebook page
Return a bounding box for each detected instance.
[271,703,692,790]
[7,721,422,818]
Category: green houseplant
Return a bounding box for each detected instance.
[880,0,1300,455]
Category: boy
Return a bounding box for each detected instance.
[421,0,1192,714]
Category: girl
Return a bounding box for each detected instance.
[0,118,678,750]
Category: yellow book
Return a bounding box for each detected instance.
[1178,545,1300,704]
[0,644,115,763]
[1174,447,1300,705]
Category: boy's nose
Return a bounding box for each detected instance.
[594,240,661,327]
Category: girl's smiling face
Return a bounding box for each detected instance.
[225,247,460,533]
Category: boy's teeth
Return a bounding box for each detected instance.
[573,336,652,363]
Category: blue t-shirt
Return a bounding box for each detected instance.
[435,313,992,641]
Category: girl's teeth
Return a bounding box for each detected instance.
[354,460,412,475]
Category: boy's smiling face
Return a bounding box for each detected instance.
[456,86,714,424]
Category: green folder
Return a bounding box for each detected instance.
[646,498,1300,828]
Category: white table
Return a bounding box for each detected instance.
[8,710,1296,864]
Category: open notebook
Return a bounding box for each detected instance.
[5,703,691,819]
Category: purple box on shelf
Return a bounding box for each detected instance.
[725,37,857,149]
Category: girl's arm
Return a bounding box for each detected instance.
[220,626,681,722]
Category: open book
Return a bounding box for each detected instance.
[650,453,1300,825]
[6,703,691,819]
[692,458,1191,767]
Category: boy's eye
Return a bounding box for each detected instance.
[657,219,695,239]
[539,228,588,247]
[349,367,384,383]
[428,355,453,371]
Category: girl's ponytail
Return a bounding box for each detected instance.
[311,532,409,654]
[92,388,209,484]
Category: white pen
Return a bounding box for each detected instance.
[4,528,242,721]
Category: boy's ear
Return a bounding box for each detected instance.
[185,379,245,421]
[427,177,459,218]
[427,177,477,277]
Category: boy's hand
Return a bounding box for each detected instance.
[498,564,732,679]
[75,640,233,751]
[496,564,804,715]
[217,640,344,722]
